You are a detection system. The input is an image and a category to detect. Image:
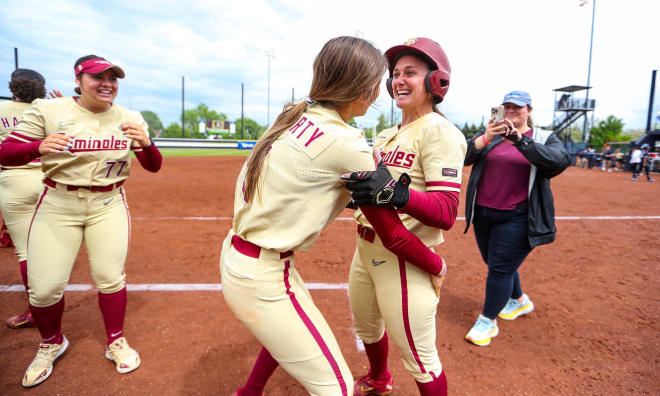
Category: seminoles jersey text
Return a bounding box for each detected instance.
[70,135,129,152]
[382,145,416,169]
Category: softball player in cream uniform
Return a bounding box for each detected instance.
[343,38,466,396]
[223,37,447,396]
[1,69,48,329]
[0,55,162,388]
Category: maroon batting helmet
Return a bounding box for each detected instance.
[385,37,451,104]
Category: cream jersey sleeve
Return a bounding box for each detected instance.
[12,97,145,186]
[232,104,374,252]
[0,100,41,169]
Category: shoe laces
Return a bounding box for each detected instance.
[108,337,133,359]
[30,343,61,370]
[503,299,519,312]
[474,317,495,333]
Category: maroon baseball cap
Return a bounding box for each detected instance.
[75,57,125,78]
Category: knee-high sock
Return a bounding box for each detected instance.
[29,298,65,345]
[19,260,28,295]
[364,331,390,380]
[239,347,279,396]
[98,287,127,345]
[416,370,447,396]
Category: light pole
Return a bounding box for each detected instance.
[582,0,596,142]
[266,49,275,127]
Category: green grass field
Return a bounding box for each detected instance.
[158,148,250,157]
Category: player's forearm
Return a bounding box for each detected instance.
[401,189,459,230]
[360,205,444,275]
[134,144,162,172]
[0,139,41,166]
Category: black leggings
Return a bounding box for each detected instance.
[473,204,532,319]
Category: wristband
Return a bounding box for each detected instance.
[480,134,490,146]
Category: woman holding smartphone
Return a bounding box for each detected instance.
[463,90,570,346]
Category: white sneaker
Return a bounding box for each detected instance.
[105,337,141,374]
[499,294,535,320]
[22,335,69,388]
[465,315,499,346]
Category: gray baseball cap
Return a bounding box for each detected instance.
[11,68,45,86]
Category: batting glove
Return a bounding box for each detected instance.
[342,160,411,208]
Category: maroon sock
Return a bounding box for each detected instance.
[416,370,447,396]
[19,260,28,295]
[98,287,127,346]
[239,347,279,396]
[29,298,64,344]
[364,332,390,380]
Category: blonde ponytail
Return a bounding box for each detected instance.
[243,101,307,202]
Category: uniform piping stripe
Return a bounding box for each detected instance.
[119,187,131,258]
[282,260,348,396]
[398,258,427,374]
[26,187,49,252]
[426,181,461,189]
[9,131,39,142]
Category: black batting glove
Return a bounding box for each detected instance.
[341,160,411,208]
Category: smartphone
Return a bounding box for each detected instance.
[491,105,504,123]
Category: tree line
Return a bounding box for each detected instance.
[141,104,267,140]
[141,105,635,148]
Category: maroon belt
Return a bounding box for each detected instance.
[231,234,293,259]
[44,178,124,192]
[357,224,375,243]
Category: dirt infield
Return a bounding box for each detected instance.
[1,156,658,395]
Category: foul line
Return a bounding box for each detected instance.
[0,282,348,293]
[134,215,660,222]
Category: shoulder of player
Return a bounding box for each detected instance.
[301,109,363,142]
[113,104,143,119]
[418,113,464,142]
[0,100,29,113]
[28,97,76,114]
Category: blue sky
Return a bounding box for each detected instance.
[1,0,659,131]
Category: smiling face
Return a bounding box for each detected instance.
[391,54,432,113]
[76,69,118,112]
[503,102,531,129]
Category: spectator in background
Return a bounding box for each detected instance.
[463,90,570,346]
[630,146,642,180]
[576,147,586,167]
[601,144,613,172]
[586,145,596,169]
[637,144,655,182]
[614,148,624,171]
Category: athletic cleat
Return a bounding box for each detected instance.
[498,294,534,320]
[22,335,69,388]
[6,310,35,329]
[354,372,394,395]
[465,315,499,346]
[105,337,141,374]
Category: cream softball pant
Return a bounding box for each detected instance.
[0,167,44,262]
[220,233,353,396]
[27,181,130,307]
[349,230,443,383]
